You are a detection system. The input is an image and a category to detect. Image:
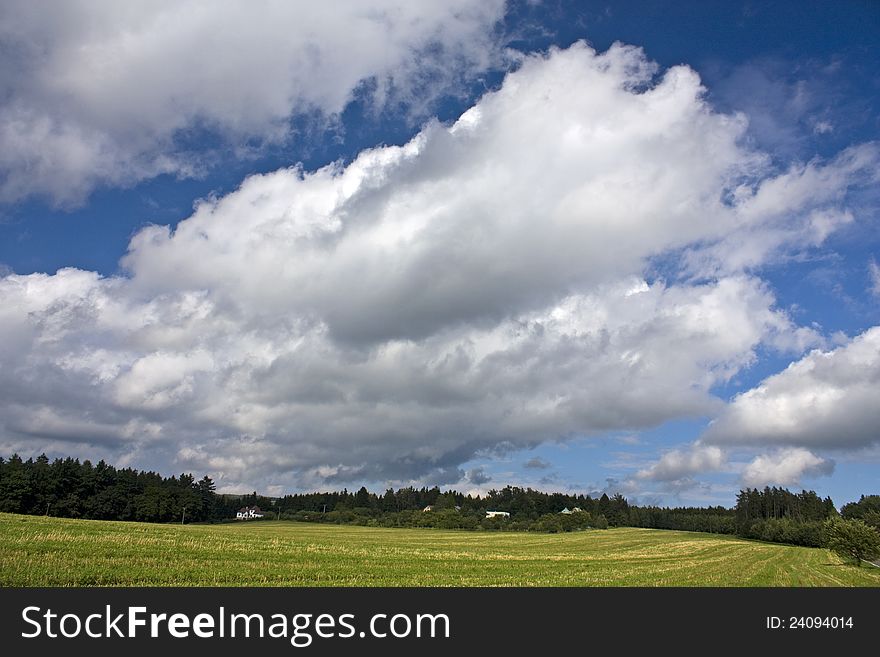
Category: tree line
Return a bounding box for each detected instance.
[0,454,218,523]
[1,454,877,561]
[731,487,838,547]
[216,484,616,532]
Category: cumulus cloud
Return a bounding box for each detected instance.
[0,0,506,206]
[741,448,835,488]
[0,42,874,492]
[704,327,880,450]
[635,445,725,482]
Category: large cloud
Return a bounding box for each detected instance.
[0,268,801,490]
[120,43,871,345]
[703,327,880,450]
[0,0,506,206]
[0,42,874,492]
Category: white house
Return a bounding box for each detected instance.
[235,505,265,520]
[485,510,510,518]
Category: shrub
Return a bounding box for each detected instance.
[823,518,880,566]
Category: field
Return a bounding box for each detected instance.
[2,512,878,586]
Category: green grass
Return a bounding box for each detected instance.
[1,513,878,586]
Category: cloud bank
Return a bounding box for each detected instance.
[1,42,876,492]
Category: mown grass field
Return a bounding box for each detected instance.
[1,512,878,587]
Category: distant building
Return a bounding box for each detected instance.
[236,506,265,520]
[560,507,583,514]
[485,510,510,518]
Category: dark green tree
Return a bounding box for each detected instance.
[354,486,372,509]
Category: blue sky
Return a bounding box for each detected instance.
[1,1,878,506]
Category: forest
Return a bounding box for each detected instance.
[1,453,878,550]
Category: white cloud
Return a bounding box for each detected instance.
[869,258,880,297]
[118,43,873,346]
[704,327,880,450]
[813,120,833,135]
[741,448,834,488]
[0,0,506,206]
[681,144,878,277]
[0,42,874,491]
[635,445,725,482]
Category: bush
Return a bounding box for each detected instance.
[823,518,880,566]
[736,518,825,548]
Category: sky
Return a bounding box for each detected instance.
[1,0,878,506]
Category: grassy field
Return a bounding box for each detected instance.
[1,512,878,586]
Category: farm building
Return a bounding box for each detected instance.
[485,510,510,518]
[235,506,265,520]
